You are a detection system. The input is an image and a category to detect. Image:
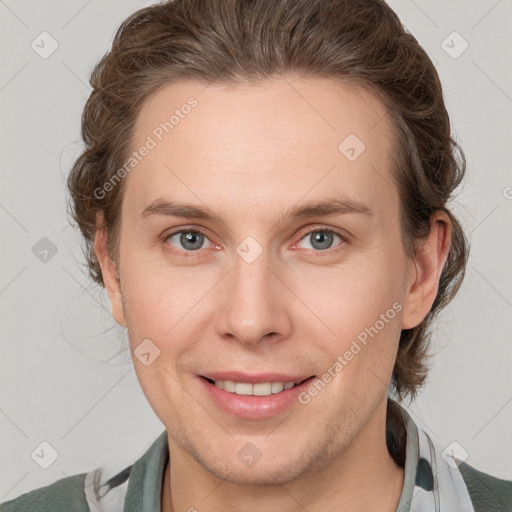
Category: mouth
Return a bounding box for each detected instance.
[198,373,317,419]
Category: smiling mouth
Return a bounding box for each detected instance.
[202,376,314,396]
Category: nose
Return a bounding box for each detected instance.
[215,246,293,347]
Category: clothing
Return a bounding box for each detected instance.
[1,402,511,511]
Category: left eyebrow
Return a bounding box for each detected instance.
[139,196,373,223]
[285,197,373,220]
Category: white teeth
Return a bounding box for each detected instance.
[271,382,284,393]
[253,382,272,396]
[235,382,253,395]
[213,379,297,396]
[223,380,236,393]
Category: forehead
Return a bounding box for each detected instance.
[125,76,397,220]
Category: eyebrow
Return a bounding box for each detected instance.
[139,196,373,224]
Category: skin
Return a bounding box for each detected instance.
[95,76,451,511]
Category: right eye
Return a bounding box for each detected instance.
[165,229,213,253]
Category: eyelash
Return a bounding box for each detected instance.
[162,226,347,257]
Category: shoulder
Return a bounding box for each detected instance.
[458,461,512,511]
[0,473,90,512]
[0,431,168,512]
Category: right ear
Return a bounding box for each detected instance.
[94,211,127,327]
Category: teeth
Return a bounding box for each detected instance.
[213,379,297,396]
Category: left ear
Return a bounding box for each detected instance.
[401,210,452,330]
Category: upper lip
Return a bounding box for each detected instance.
[200,371,314,384]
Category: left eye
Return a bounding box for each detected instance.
[166,230,212,251]
[297,230,343,251]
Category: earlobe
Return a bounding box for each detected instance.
[401,211,451,330]
[94,212,127,327]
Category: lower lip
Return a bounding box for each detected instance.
[199,376,316,419]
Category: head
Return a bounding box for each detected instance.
[67,0,468,485]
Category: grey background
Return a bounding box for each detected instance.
[1,0,511,501]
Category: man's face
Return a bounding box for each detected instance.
[112,77,414,484]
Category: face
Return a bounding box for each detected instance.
[99,76,422,485]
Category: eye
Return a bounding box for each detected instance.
[296,228,344,251]
[165,229,213,252]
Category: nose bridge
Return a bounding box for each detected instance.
[216,242,291,345]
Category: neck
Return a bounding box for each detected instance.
[162,399,405,512]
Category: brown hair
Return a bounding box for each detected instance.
[67,0,469,402]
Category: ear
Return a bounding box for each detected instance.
[94,211,127,327]
[401,211,452,330]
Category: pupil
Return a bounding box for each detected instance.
[181,231,202,250]
[312,231,332,250]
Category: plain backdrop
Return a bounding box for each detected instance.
[1,0,511,501]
